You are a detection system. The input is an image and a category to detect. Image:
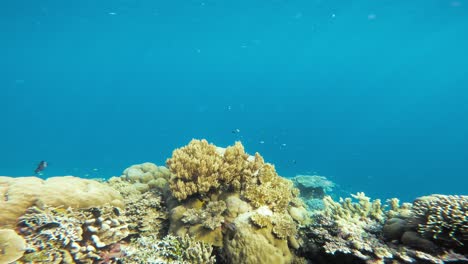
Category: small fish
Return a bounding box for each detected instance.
[34,161,48,174]
[232,128,240,134]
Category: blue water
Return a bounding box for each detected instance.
[2,0,467,202]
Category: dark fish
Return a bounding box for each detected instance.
[231,128,240,134]
[34,161,48,174]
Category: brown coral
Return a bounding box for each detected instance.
[408,195,468,249]
[167,139,224,200]
[166,139,296,212]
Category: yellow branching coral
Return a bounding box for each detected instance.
[243,176,295,212]
[167,139,298,211]
[386,198,412,219]
[167,139,224,200]
[323,192,385,224]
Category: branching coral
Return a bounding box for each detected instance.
[108,169,169,237]
[299,193,468,264]
[122,234,215,264]
[17,205,129,263]
[167,140,307,262]
[167,139,298,213]
[323,192,385,224]
[167,139,225,200]
[243,164,296,212]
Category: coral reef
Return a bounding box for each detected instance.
[107,176,168,236]
[122,234,215,264]
[0,229,26,263]
[292,174,335,211]
[17,205,129,263]
[383,194,468,256]
[299,193,468,264]
[182,200,227,230]
[0,176,123,228]
[292,174,335,199]
[167,139,301,212]
[3,140,467,264]
[166,139,308,262]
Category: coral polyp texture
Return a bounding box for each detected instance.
[409,195,468,249]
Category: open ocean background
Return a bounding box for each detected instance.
[1,0,467,202]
